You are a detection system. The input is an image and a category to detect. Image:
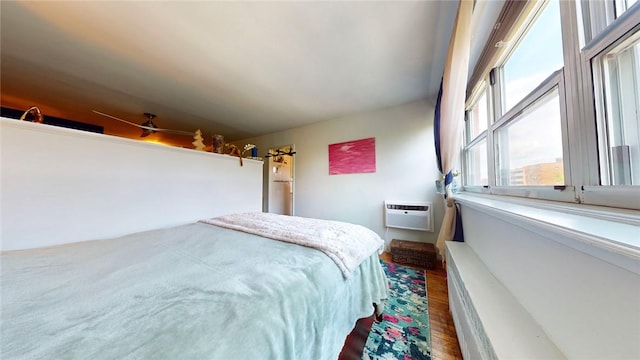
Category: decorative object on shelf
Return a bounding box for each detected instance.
[92,110,194,138]
[19,106,44,123]
[192,129,206,151]
[435,180,444,194]
[225,144,244,166]
[212,134,225,154]
[93,110,235,155]
[435,170,460,194]
[241,144,256,158]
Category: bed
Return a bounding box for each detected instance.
[1,213,388,359]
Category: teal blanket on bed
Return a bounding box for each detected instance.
[1,222,388,359]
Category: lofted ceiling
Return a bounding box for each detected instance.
[1,1,485,147]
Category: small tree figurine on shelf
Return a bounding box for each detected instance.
[192,129,206,151]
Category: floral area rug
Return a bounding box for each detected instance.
[362,261,431,360]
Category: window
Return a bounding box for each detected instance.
[463,85,489,187]
[615,0,639,18]
[467,85,488,140]
[462,0,640,209]
[584,1,640,208]
[465,139,488,186]
[580,0,639,44]
[463,0,568,196]
[594,33,640,186]
[501,0,564,113]
[496,86,564,186]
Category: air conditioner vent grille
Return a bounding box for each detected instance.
[386,204,429,211]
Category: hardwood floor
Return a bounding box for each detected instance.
[379,252,462,360]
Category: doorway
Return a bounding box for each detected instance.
[267,145,294,215]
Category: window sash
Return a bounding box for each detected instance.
[466,0,535,100]
[499,0,565,115]
[594,32,640,186]
[465,83,489,145]
[581,4,640,208]
[463,70,570,196]
[582,2,640,59]
[463,138,489,187]
[495,87,565,187]
[493,70,564,130]
[491,70,570,196]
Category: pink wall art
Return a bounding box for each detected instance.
[328,137,376,175]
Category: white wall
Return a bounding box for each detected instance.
[0,118,263,251]
[459,204,640,359]
[238,100,444,247]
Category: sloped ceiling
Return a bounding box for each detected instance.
[1,1,459,146]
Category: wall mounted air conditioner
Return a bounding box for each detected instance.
[384,201,433,232]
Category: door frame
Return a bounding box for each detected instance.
[266,144,295,215]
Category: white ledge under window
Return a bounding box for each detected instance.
[454,192,640,275]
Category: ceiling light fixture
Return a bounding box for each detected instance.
[140,112,158,137]
[92,110,194,137]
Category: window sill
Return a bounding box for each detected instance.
[454,192,640,275]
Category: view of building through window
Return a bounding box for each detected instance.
[496,88,564,186]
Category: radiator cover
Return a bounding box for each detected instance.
[447,248,498,360]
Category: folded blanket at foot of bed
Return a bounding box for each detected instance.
[200,212,385,278]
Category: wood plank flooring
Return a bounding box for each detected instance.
[379,252,462,360]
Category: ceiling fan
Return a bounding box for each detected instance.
[92,110,194,137]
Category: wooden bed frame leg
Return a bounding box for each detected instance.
[374,303,383,322]
[338,305,380,360]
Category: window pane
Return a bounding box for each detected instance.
[468,90,488,141]
[502,0,564,112]
[465,139,488,186]
[615,0,638,18]
[496,88,564,186]
[599,33,640,185]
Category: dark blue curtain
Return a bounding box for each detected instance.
[433,81,454,189]
[453,204,465,241]
[433,79,464,242]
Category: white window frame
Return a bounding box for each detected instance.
[580,2,640,209]
[490,69,575,202]
[463,0,575,203]
[461,0,640,211]
[462,83,490,189]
